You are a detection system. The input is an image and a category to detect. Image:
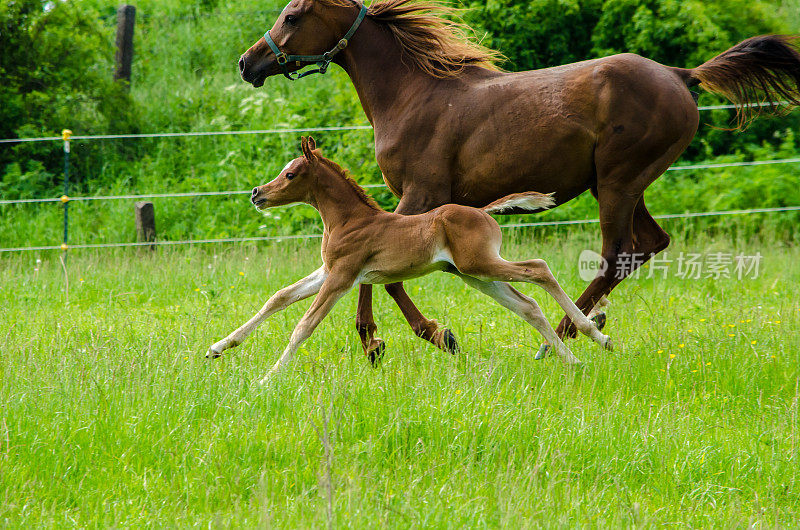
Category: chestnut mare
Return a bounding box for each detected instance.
[239,0,800,359]
[208,137,611,383]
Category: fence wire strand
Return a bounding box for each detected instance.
[3,205,799,254]
[0,101,791,145]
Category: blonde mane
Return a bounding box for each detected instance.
[317,154,382,210]
[320,0,504,78]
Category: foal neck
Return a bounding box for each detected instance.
[310,159,382,229]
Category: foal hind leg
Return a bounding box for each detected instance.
[458,258,612,350]
[455,274,581,365]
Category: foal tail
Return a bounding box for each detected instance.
[483,192,555,214]
[674,35,800,129]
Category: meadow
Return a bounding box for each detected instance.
[2,225,799,527]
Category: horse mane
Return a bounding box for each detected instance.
[317,153,382,210]
[319,0,504,78]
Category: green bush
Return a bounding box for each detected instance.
[0,0,137,199]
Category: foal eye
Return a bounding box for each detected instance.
[286,172,295,180]
[284,14,299,25]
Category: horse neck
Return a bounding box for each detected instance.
[333,18,435,123]
[309,165,378,229]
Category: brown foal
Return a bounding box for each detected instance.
[208,137,611,384]
[239,0,800,360]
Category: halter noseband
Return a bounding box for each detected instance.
[264,3,368,81]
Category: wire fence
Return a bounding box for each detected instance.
[1,101,799,254]
[4,205,800,254]
[0,101,788,145]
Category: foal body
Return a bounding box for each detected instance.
[208,138,611,383]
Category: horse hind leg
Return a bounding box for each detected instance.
[384,282,460,354]
[551,95,695,348]
[356,285,386,365]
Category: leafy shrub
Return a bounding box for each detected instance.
[0,0,137,198]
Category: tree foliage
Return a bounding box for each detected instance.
[0,0,135,198]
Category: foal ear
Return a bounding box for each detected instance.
[300,136,317,163]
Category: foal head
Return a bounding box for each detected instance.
[251,137,322,209]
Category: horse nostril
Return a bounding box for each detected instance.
[251,188,260,201]
[239,56,246,75]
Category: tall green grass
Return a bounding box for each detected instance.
[1,229,798,526]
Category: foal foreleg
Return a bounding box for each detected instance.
[456,274,581,365]
[207,266,327,358]
[260,274,354,384]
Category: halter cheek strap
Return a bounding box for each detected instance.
[264,3,368,81]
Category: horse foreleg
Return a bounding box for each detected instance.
[207,266,327,358]
[385,282,460,354]
[260,273,354,385]
[356,285,386,364]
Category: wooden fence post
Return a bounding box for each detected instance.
[114,5,136,87]
[134,201,156,250]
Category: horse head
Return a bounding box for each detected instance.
[239,0,365,85]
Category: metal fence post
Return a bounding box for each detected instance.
[60,129,72,254]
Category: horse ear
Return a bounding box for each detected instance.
[301,136,317,163]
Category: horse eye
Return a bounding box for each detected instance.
[285,14,298,25]
[286,172,295,180]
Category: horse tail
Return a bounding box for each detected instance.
[483,192,555,214]
[673,35,800,129]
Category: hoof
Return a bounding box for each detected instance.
[535,343,551,360]
[366,340,386,366]
[441,329,460,355]
[591,312,607,331]
[602,336,614,351]
[206,348,221,359]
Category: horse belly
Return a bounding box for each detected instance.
[454,123,597,207]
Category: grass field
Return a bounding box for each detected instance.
[1,227,799,527]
